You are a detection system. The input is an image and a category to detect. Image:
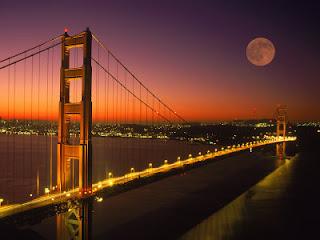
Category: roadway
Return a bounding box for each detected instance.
[0,136,296,219]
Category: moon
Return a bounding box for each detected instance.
[246,37,275,66]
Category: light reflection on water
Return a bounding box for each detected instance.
[180,156,295,240]
[56,200,93,240]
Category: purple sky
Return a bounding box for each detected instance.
[0,0,319,121]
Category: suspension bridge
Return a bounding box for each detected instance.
[0,29,295,222]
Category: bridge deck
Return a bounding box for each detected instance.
[0,137,296,219]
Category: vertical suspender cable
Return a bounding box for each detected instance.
[112,60,115,171]
[152,96,155,167]
[49,48,54,190]
[145,91,148,163]
[46,49,49,188]
[96,44,100,179]
[37,49,41,196]
[104,52,107,178]
[6,60,10,203]
[30,55,33,196]
[119,65,122,168]
[139,83,142,167]
[124,71,128,171]
[116,61,120,172]
[111,55,115,174]
[106,51,110,177]
[76,47,78,101]
[116,62,118,125]
[96,44,99,125]
[13,63,16,202]
[132,75,135,167]
[23,54,26,181]
[106,52,109,124]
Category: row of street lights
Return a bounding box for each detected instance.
[0,137,294,208]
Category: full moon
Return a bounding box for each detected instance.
[246,37,275,66]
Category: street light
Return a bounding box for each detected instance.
[0,198,4,207]
[96,197,103,202]
[108,179,114,186]
[44,187,50,195]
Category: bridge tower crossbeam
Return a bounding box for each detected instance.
[57,29,92,194]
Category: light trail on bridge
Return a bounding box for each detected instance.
[0,137,296,219]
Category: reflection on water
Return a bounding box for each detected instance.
[56,200,92,240]
[180,153,294,240]
[276,141,286,160]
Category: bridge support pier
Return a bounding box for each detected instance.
[57,29,92,194]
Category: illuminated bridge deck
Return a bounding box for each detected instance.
[0,137,296,219]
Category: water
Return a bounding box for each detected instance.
[181,157,296,239]
[0,135,214,203]
[1,128,319,239]
[1,143,287,239]
[181,128,320,239]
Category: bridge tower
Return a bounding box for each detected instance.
[276,105,287,139]
[275,105,287,159]
[57,29,92,194]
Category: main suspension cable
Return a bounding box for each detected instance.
[0,35,62,64]
[92,33,187,124]
[91,57,171,123]
[0,42,61,70]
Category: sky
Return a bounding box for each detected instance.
[0,0,319,121]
